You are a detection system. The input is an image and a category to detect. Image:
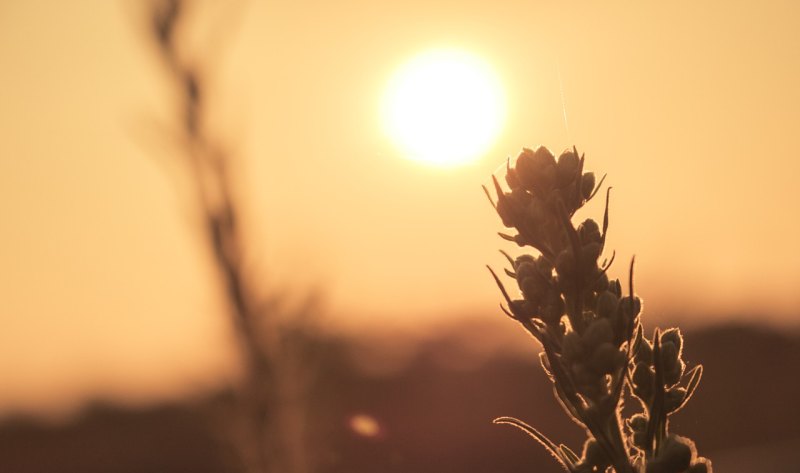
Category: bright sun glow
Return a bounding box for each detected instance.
[382,49,506,167]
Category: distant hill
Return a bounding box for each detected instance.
[1,323,798,472]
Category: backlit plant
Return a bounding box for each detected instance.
[484,146,711,473]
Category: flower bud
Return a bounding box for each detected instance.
[670,360,686,387]
[581,242,602,268]
[661,327,683,355]
[593,272,609,292]
[578,219,602,245]
[665,386,687,413]
[535,255,554,277]
[581,172,596,199]
[651,435,693,473]
[514,254,535,267]
[562,330,586,362]
[515,146,557,192]
[557,148,580,187]
[561,181,581,213]
[659,340,684,386]
[571,362,597,388]
[628,413,647,433]
[494,192,518,227]
[526,196,549,226]
[515,261,537,284]
[496,188,531,228]
[618,296,642,319]
[540,290,565,324]
[628,413,648,449]
[609,278,622,297]
[589,342,623,375]
[659,340,678,369]
[555,249,575,279]
[520,277,546,304]
[596,290,619,320]
[632,431,648,451]
[583,318,614,349]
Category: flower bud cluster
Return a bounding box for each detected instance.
[493,146,597,254]
[625,327,709,471]
[511,254,563,324]
[490,147,631,405]
[630,328,686,408]
[643,435,711,473]
[486,145,711,473]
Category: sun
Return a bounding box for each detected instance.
[382,49,506,167]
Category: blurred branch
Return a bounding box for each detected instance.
[139,1,317,472]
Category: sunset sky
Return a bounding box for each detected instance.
[1,0,799,417]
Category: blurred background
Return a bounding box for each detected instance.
[1,0,799,472]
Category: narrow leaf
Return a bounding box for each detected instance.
[631,323,643,358]
[587,173,608,202]
[498,232,517,242]
[539,352,553,378]
[492,174,504,197]
[626,256,637,341]
[601,186,612,246]
[553,383,585,427]
[559,444,581,466]
[673,365,703,413]
[599,250,616,272]
[499,304,515,319]
[493,417,571,472]
[482,184,497,209]
[499,249,516,268]
[487,265,514,307]
[645,330,664,455]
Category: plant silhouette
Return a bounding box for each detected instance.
[485,146,711,473]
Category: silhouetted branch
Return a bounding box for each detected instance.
[140,2,317,472]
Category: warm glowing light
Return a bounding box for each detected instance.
[348,413,381,438]
[382,49,506,166]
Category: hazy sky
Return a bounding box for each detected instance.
[2,0,800,417]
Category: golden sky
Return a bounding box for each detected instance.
[1,0,799,416]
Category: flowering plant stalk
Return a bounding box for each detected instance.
[484,146,711,473]
[145,2,317,472]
